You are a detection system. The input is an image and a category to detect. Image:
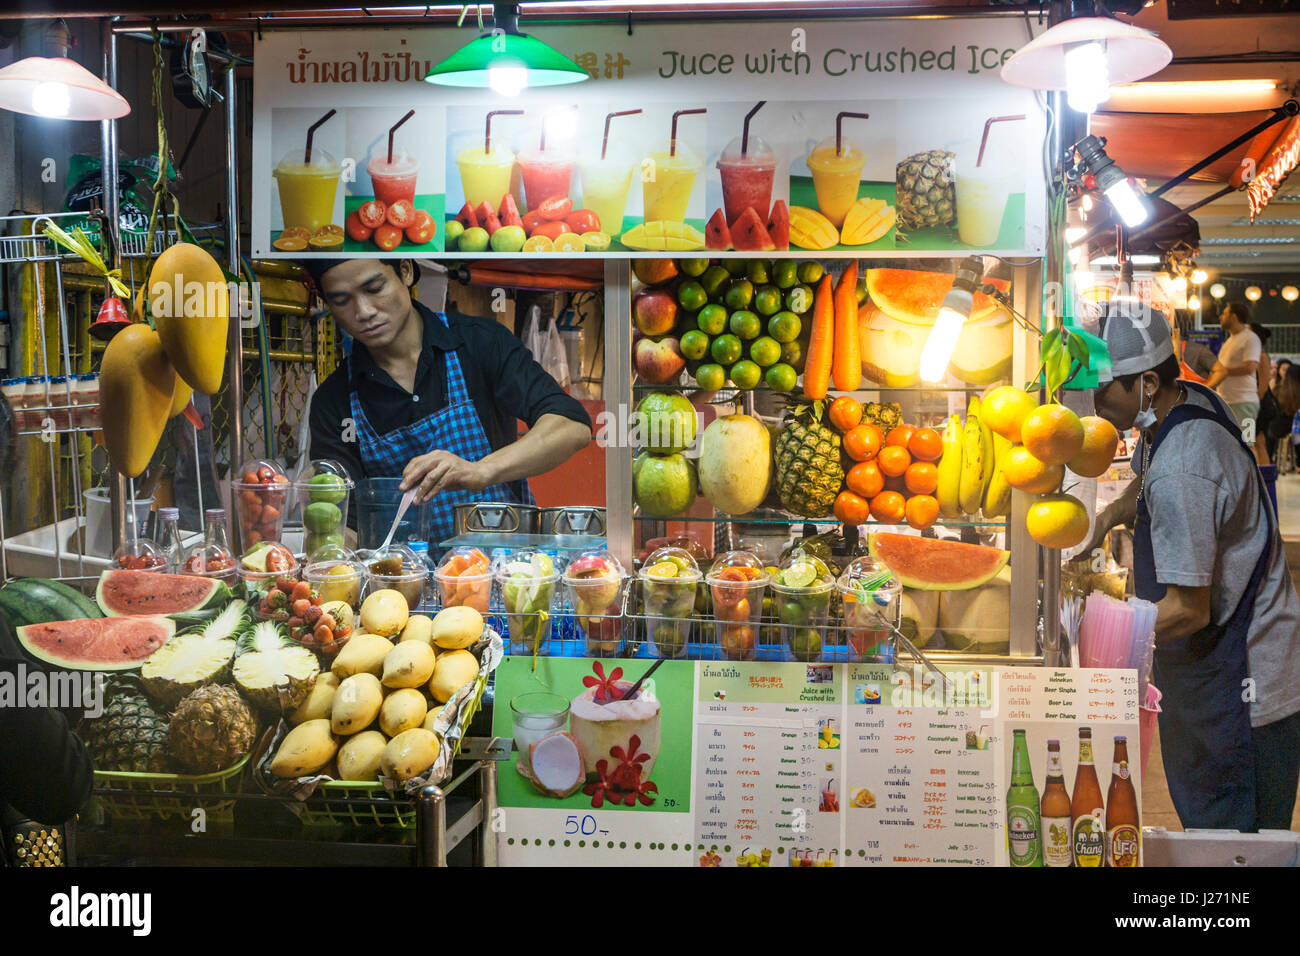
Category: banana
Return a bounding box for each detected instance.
[983,432,1013,518]
[936,414,964,519]
[958,399,986,515]
[979,405,995,506]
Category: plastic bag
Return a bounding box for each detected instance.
[523,304,570,388]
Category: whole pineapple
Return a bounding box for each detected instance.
[168,684,257,774]
[774,400,845,518]
[896,149,956,236]
[80,676,171,773]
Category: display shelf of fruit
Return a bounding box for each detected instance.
[361,546,428,612]
[769,551,836,662]
[636,546,702,659]
[497,551,559,654]
[294,459,354,559]
[446,194,609,254]
[434,546,492,613]
[232,459,290,545]
[706,550,769,662]
[563,550,627,658]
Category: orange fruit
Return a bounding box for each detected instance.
[982,386,1039,444]
[833,490,872,526]
[1021,404,1085,466]
[869,490,907,524]
[829,396,863,433]
[1026,493,1090,550]
[885,425,915,449]
[877,445,911,477]
[846,460,885,499]
[1067,416,1120,478]
[903,461,938,495]
[907,427,942,462]
[1001,446,1065,494]
[904,494,939,530]
[843,424,883,462]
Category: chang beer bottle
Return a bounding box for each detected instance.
[1040,739,1073,867]
[1106,736,1141,867]
[1070,727,1106,868]
[1006,729,1042,867]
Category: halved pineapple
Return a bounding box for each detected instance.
[140,600,248,707]
[233,620,320,714]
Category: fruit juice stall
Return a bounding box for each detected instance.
[0,6,1153,869]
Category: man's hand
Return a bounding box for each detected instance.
[1154,584,1212,645]
[401,450,493,503]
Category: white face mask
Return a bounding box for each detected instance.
[1134,385,1157,430]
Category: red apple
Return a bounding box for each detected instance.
[634,336,686,385]
[632,288,679,337]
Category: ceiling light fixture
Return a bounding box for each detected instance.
[426,2,590,94]
[1191,268,1208,285]
[1282,285,1298,302]
[0,46,130,121]
[1245,286,1262,302]
[1074,134,1150,227]
[1210,282,1227,299]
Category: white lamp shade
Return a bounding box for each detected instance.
[0,57,130,121]
[1210,283,1227,299]
[1001,17,1172,92]
[1245,286,1262,302]
[1282,285,1299,302]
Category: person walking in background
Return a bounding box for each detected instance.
[1248,324,1279,466]
[1205,302,1262,429]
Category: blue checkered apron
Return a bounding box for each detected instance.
[347,312,533,546]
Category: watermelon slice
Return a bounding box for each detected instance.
[867,532,1008,591]
[866,269,1010,326]
[17,615,175,671]
[766,200,790,251]
[498,193,524,228]
[705,208,732,250]
[455,203,478,230]
[730,207,775,252]
[95,570,230,617]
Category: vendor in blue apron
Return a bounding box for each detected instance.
[304,258,592,546]
[1085,303,1300,832]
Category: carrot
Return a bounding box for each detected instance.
[804,273,835,400]
[832,261,861,391]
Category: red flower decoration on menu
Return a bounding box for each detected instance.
[582,661,624,703]
[582,758,619,809]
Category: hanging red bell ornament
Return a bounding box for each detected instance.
[89,295,131,341]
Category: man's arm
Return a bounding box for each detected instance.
[1221,359,1259,377]
[1204,362,1228,390]
[307,375,366,483]
[1080,476,1139,555]
[1154,584,1212,644]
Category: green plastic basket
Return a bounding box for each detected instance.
[91,753,251,823]
[296,672,490,829]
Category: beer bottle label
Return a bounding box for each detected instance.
[1073,814,1104,867]
[1042,816,1072,867]
[1007,806,1041,866]
[1116,759,1129,780]
[1107,824,1140,867]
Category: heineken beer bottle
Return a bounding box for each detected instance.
[1006,729,1042,867]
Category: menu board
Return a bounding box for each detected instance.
[493,658,1141,867]
[252,18,1047,259]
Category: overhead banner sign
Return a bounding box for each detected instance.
[252,18,1047,259]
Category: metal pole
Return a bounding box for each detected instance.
[416,785,447,867]
[603,259,633,573]
[476,759,499,867]
[101,20,129,556]
[224,60,244,546]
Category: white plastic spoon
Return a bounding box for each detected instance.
[378,488,417,553]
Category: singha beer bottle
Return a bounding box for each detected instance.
[1106,736,1140,867]
[1040,739,1073,867]
[1006,729,1042,867]
[1071,727,1105,867]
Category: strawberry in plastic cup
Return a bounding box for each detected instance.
[232,458,290,545]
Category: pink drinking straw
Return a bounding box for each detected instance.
[976,114,1027,167]
[485,109,525,155]
[670,108,707,158]
[836,111,870,157]
[387,109,415,164]
[304,108,337,164]
[601,109,642,161]
[540,105,578,152]
[741,100,766,157]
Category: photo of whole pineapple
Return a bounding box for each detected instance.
[896,149,956,238]
[775,399,845,518]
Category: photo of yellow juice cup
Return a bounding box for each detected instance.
[581,155,634,236]
[274,148,341,234]
[642,147,700,223]
[956,158,1010,247]
[806,137,866,228]
[456,144,516,210]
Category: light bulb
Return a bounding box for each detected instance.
[1191,269,1208,285]
[1170,275,1187,292]
[1283,285,1299,302]
[1081,194,1094,213]
[919,306,968,383]
[1187,295,1201,311]
[1245,286,1262,302]
[1210,282,1226,299]
[488,65,527,97]
[1064,41,1110,114]
[31,81,70,117]
[1103,177,1149,227]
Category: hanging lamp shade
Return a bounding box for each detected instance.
[425,32,589,90]
[1001,17,1171,93]
[0,56,130,121]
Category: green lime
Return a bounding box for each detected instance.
[797,261,825,285]
[765,362,797,392]
[696,303,727,335]
[753,285,783,317]
[444,220,465,249]
[680,258,710,277]
[728,309,761,341]
[695,363,726,391]
[780,339,804,369]
[729,359,762,390]
[773,259,798,289]
[710,333,743,366]
[676,280,707,312]
[700,265,731,300]
[786,284,814,314]
[304,501,343,534]
[749,336,782,368]
[768,311,801,343]
[723,258,748,276]
[680,329,710,361]
[723,279,754,310]
[746,259,771,285]
[856,275,869,304]
[789,628,822,662]
[781,600,811,625]
[784,558,817,588]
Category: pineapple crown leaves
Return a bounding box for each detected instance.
[237,618,293,657]
[185,598,250,642]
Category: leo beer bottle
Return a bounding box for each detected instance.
[1040,739,1073,867]
[1006,729,1042,866]
[1070,727,1105,867]
[1106,736,1141,867]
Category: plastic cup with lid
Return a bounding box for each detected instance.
[360,543,428,612]
[639,546,702,659]
[770,549,836,662]
[717,135,777,228]
[273,146,342,235]
[706,550,770,662]
[434,545,492,613]
[497,550,560,655]
[836,555,901,662]
[564,549,627,657]
[293,459,354,558]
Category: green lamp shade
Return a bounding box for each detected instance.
[425,33,589,88]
